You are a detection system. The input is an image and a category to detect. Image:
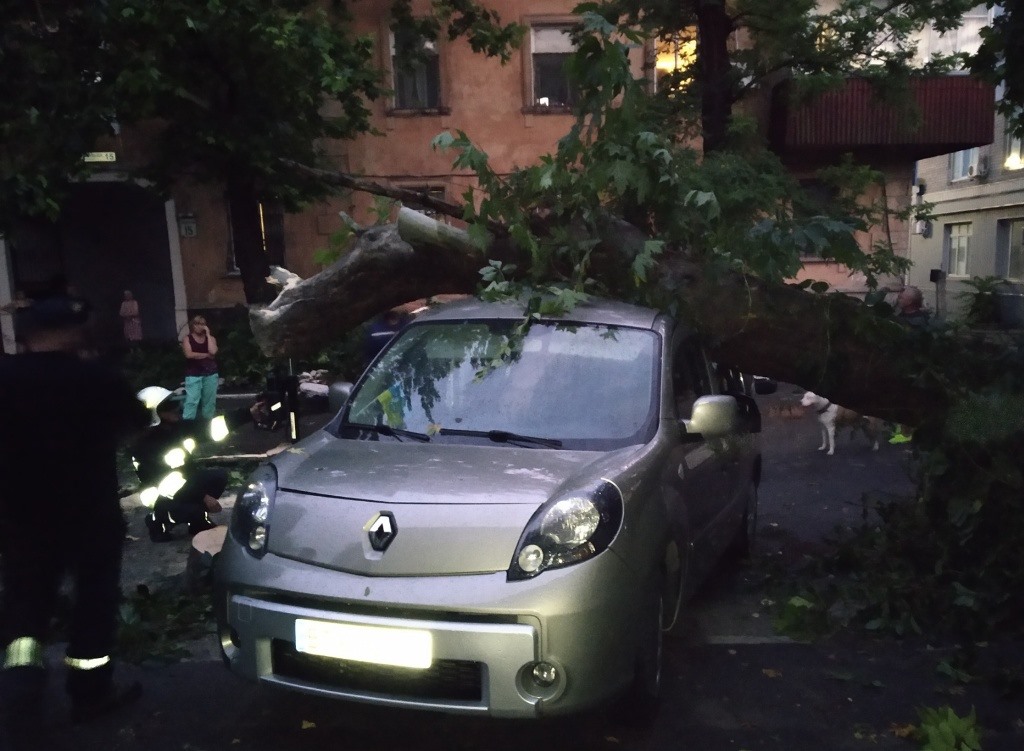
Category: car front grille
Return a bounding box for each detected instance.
[271,640,483,702]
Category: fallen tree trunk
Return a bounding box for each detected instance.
[250,208,978,426]
[249,211,482,358]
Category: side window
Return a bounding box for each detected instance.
[672,341,712,419]
[713,363,744,396]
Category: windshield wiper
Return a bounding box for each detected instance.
[439,428,562,448]
[345,422,431,443]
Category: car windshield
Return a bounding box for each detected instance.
[339,319,659,451]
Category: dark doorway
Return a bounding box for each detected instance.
[9,182,177,349]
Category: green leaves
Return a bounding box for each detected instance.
[915,706,982,751]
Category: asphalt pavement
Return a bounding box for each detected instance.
[19,387,1024,750]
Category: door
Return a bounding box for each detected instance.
[663,334,731,584]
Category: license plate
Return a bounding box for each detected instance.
[294,619,433,669]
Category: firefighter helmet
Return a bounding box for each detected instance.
[137,386,174,426]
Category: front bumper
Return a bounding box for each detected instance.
[215,540,644,718]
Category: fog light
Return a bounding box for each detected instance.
[248,525,267,551]
[518,544,544,573]
[532,662,558,687]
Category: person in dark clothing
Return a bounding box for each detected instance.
[363,308,408,367]
[132,389,260,542]
[0,295,151,736]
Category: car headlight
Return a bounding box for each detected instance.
[508,481,623,581]
[230,463,277,559]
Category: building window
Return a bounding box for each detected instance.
[226,200,285,274]
[653,33,697,92]
[1001,219,1024,280]
[391,29,441,110]
[1006,134,1023,171]
[950,148,979,181]
[531,26,578,109]
[946,222,972,277]
[915,4,990,62]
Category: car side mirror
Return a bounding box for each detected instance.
[682,395,739,439]
[328,381,354,414]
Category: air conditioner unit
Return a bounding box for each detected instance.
[968,156,990,179]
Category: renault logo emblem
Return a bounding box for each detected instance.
[366,511,397,552]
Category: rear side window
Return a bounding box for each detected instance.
[671,341,712,419]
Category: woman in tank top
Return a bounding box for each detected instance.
[181,315,219,419]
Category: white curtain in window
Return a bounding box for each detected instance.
[532,27,573,54]
[924,4,989,58]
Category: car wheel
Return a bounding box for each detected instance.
[614,576,665,725]
[727,480,758,560]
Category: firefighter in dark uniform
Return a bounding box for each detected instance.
[0,295,151,734]
[132,387,272,541]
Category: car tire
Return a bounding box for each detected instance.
[613,576,665,726]
[727,479,758,560]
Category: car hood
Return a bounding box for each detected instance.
[265,435,636,576]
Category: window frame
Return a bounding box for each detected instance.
[999,218,1024,281]
[945,222,972,278]
[386,26,448,115]
[915,3,991,62]
[950,148,979,181]
[523,21,579,114]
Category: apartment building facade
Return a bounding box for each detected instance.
[908,108,1023,323]
[0,1,996,353]
[900,3,1023,324]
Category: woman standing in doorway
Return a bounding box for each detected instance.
[119,290,143,346]
[181,315,219,420]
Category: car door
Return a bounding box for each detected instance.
[662,333,732,587]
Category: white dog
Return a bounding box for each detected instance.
[800,391,883,455]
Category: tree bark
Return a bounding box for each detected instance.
[250,208,965,426]
[249,210,482,358]
[695,0,733,153]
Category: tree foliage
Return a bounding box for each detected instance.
[972,0,1024,136]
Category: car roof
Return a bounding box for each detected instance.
[412,295,662,330]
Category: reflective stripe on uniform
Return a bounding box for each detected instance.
[163,447,187,468]
[156,470,186,498]
[64,654,111,671]
[140,486,159,508]
[209,415,229,442]
[3,637,44,668]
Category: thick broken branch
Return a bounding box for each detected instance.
[251,208,968,426]
[249,209,482,358]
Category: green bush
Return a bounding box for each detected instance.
[958,276,1002,328]
[915,706,981,751]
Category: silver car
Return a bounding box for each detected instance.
[215,296,766,719]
